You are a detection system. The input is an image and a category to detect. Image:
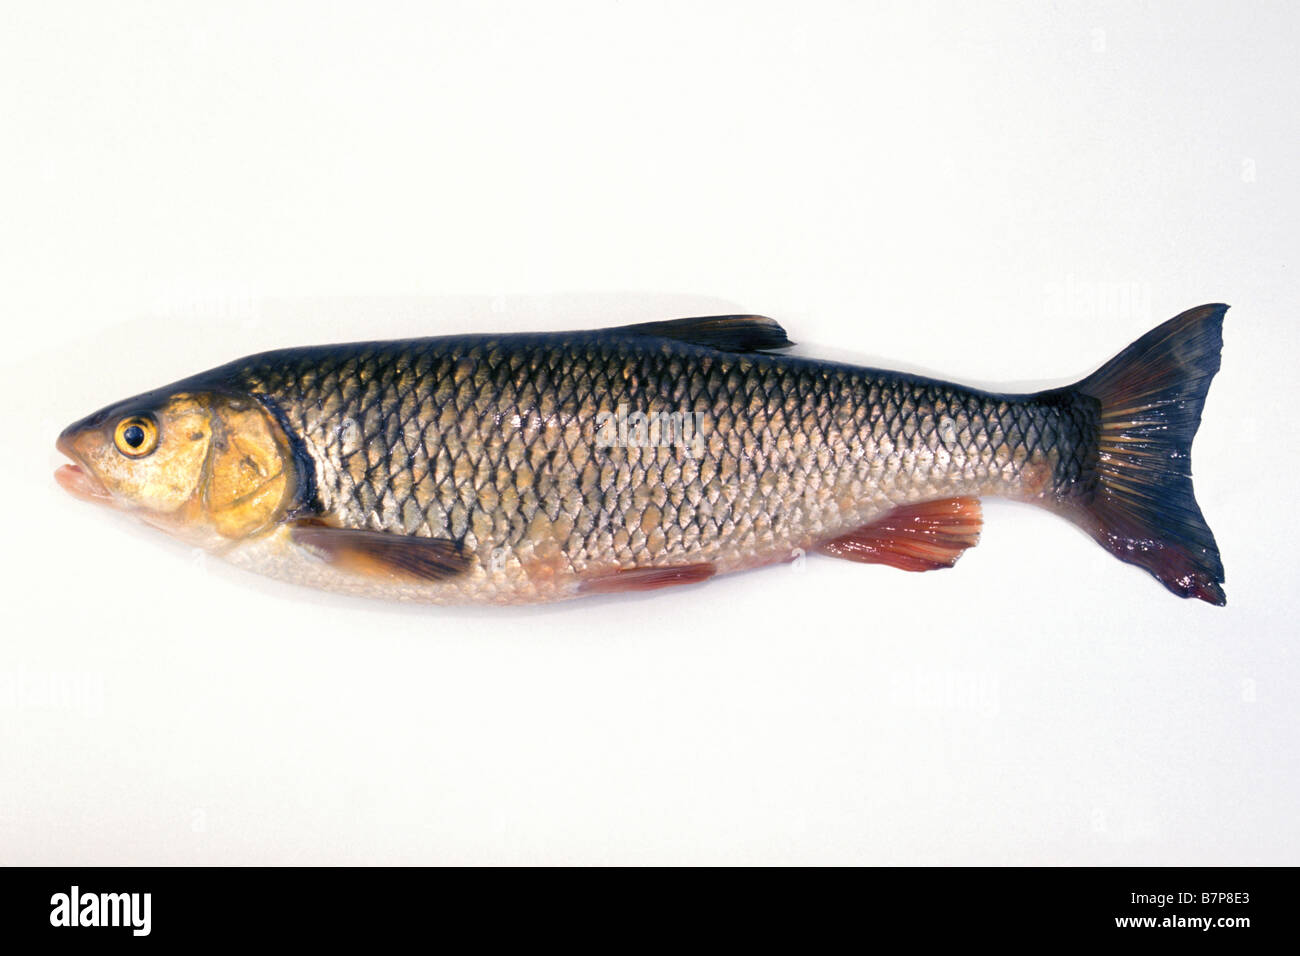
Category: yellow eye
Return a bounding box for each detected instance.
[113,416,159,457]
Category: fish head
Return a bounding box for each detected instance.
[56,389,299,544]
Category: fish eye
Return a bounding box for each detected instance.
[113,416,159,458]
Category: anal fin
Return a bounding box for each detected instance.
[578,562,716,594]
[818,497,982,572]
[290,520,470,583]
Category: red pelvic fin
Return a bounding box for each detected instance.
[818,497,983,572]
[579,562,717,594]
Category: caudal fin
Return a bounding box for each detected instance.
[1066,304,1227,605]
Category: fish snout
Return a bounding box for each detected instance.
[55,422,112,503]
[55,421,80,460]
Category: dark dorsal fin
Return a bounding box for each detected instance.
[616,314,793,353]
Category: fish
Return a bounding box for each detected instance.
[55,304,1228,605]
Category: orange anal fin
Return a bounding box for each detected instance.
[579,562,716,594]
[290,520,470,583]
[818,497,983,572]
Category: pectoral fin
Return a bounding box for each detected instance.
[290,520,470,583]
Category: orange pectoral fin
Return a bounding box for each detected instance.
[578,562,717,594]
[818,497,983,572]
[290,520,470,583]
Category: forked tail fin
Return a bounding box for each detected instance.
[1065,304,1228,605]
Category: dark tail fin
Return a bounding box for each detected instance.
[1066,304,1228,605]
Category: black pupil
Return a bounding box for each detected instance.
[123,424,146,448]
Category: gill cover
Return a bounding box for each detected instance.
[204,396,298,538]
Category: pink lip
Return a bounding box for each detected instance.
[55,463,112,503]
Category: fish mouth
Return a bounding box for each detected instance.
[55,428,112,504]
[55,463,112,503]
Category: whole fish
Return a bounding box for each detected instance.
[56,305,1227,605]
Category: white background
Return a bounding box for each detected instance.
[2,1,1296,865]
